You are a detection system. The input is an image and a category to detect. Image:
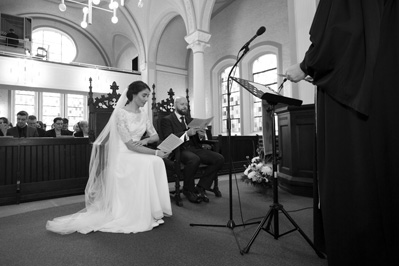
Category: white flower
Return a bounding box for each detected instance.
[251,156,260,163]
[248,171,257,180]
[255,162,263,170]
[244,167,250,176]
[261,165,273,176]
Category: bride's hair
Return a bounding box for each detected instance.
[126,81,151,101]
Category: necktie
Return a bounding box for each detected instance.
[180,116,187,130]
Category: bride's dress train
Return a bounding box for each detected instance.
[46,106,172,234]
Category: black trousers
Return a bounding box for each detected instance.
[180,146,224,192]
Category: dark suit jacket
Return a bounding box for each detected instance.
[37,128,46,137]
[44,129,73,137]
[7,126,39,138]
[160,113,201,149]
[73,131,88,138]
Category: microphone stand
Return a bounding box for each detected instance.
[189,46,260,251]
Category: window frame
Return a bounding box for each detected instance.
[12,90,87,130]
[220,65,242,135]
[32,27,77,63]
[252,53,278,133]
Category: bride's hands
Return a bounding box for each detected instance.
[132,138,149,146]
[156,150,170,158]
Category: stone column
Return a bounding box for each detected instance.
[185,31,211,117]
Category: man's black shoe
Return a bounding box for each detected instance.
[183,190,202,203]
[212,187,222,198]
[196,186,210,203]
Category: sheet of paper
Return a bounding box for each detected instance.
[157,133,184,153]
[187,117,213,129]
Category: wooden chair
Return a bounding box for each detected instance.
[151,84,222,207]
[88,78,121,142]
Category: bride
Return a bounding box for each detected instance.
[46,81,172,234]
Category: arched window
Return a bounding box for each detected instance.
[221,66,241,134]
[32,27,77,63]
[252,54,277,132]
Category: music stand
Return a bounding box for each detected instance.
[231,78,325,258]
[189,50,262,252]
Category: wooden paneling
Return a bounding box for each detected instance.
[275,104,315,197]
[218,135,259,174]
[0,138,91,205]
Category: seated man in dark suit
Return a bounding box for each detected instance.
[160,96,224,204]
[7,111,39,138]
[6,28,19,48]
[62,118,74,135]
[28,115,46,137]
[45,117,74,137]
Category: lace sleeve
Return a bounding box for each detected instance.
[116,110,131,143]
[146,114,157,136]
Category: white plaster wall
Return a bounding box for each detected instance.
[115,42,138,71]
[157,16,187,69]
[155,15,188,97]
[155,69,187,98]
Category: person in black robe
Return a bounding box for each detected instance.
[285,1,398,265]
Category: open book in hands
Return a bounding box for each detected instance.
[187,117,213,129]
[157,133,184,153]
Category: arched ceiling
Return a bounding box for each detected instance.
[0,0,235,68]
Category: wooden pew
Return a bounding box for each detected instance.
[0,137,91,205]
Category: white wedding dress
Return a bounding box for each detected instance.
[46,95,172,235]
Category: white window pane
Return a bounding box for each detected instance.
[14,90,36,120]
[252,54,278,132]
[220,65,241,135]
[67,94,86,130]
[32,27,76,63]
[42,92,62,127]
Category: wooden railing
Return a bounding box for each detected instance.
[0,138,91,205]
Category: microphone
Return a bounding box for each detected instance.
[239,26,266,52]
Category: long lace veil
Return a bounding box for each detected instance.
[84,88,128,213]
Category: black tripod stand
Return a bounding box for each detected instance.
[241,102,325,258]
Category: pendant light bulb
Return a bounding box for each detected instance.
[138,0,143,8]
[81,21,88,28]
[111,7,118,23]
[109,0,118,9]
[93,0,100,4]
[59,0,67,12]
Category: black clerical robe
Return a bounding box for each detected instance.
[300,1,398,265]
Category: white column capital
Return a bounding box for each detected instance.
[185,30,211,53]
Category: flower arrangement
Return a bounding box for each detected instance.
[241,154,273,188]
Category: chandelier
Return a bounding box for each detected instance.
[58,0,144,29]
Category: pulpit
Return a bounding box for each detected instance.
[275,104,315,197]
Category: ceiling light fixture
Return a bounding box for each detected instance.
[58,0,126,29]
[138,0,143,8]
